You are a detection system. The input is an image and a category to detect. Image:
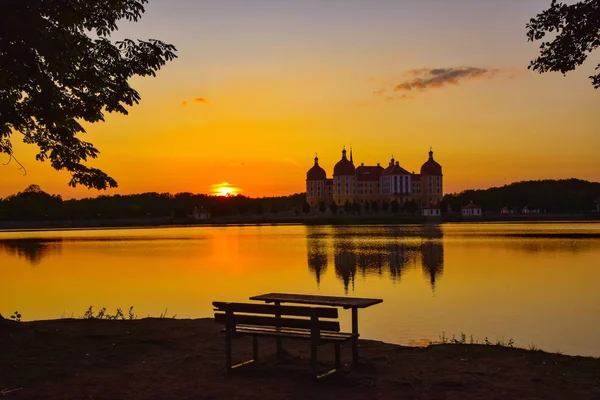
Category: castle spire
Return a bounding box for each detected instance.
[314,152,319,165]
[429,147,434,160]
[350,147,353,163]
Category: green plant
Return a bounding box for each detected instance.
[10,311,21,322]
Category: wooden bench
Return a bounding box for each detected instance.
[213,301,353,378]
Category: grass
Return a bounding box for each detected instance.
[81,306,177,320]
[4,306,179,322]
[430,331,542,351]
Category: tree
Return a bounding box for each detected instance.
[390,199,400,213]
[318,201,327,213]
[352,201,361,215]
[302,201,311,214]
[371,201,380,214]
[0,1,177,189]
[402,200,419,215]
[344,200,352,214]
[380,201,388,214]
[329,201,338,215]
[527,0,600,88]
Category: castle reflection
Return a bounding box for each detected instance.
[307,225,444,292]
[0,238,63,266]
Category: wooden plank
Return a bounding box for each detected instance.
[249,293,383,309]
[212,301,338,318]
[234,326,352,342]
[214,313,340,332]
[232,325,352,339]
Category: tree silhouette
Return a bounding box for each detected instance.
[390,199,400,213]
[318,201,327,214]
[381,201,388,214]
[302,201,311,214]
[443,179,600,213]
[527,0,600,88]
[0,1,177,189]
[402,200,418,215]
[329,201,338,215]
[344,200,352,214]
[371,201,380,214]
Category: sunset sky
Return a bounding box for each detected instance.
[2,0,599,199]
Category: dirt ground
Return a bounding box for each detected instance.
[1,318,599,400]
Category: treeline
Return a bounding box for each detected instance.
[0,185,306,221]
[443,179,600,213]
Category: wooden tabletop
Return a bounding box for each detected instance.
[249,293,383,309]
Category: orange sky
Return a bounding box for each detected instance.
[2,0,599,199]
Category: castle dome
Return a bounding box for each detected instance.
[333,148,355,176]
[307,155,326,180]
[420,148,442,176]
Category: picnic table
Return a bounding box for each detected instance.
[250,293,383,364]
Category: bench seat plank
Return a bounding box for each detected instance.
[213,301,338,319]
[214,312,340,332]
[231,325,353,342]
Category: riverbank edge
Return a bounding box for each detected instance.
[1,317,599,400]
[1,213,599,231]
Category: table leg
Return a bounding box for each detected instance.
[351,307,359,364]
[275,301,283,359]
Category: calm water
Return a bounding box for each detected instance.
[1,223,599,356]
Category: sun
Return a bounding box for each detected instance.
[211,182,241,197]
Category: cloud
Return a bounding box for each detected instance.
[182,97,210,106]
[385,94,413,102]
[393,67,499,92]
[372,88,387,95]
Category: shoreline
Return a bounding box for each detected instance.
[1,318,598,399]
[1,213,599,232]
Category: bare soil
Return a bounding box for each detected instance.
[1,318,599,399]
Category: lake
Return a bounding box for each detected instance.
[1,222,599,357]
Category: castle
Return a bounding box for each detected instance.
[306,147,443,209]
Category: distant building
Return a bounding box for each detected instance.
[306,147,443,209]
[191,207,210,220]
[421,203,441,217]
[596,197,600,213]
[522,206,530,214]
[461,201,482,217]
[501,206,510,215]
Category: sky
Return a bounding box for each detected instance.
[2,0,599,198]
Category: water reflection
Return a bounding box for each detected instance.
[0,238,63,266]
[307,225,444,292]
[307,234,328,286]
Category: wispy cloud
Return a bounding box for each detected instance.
[182,97,210,106]
[385,94,413,102]
[394,67,499,92]
[372,67,501,100]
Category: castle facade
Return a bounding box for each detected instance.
[306,147,443,209]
